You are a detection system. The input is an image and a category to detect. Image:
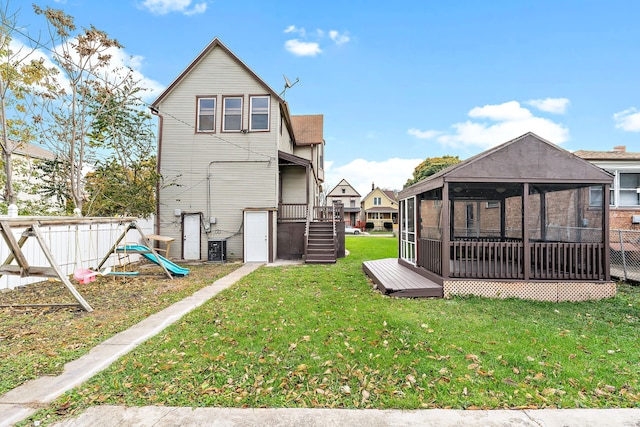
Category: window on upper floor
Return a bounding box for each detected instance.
[350,199,355,207]
[618,173,640,206]
[250,95,270,131]
[373,197,382,206]
[223,96,242,131]
[196,97,216,132]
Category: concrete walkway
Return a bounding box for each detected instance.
[1,261,640,426]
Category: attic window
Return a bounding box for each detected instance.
[196,97,216,132]
[223,96,242,131]
[341,188,346,194]
[250,95,270,131]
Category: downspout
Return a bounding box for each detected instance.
[150,106,162,235]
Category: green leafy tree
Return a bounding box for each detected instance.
[81,76,159,217]
[404,155,461,188]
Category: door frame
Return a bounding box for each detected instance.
[243,209,273,263]
[181,212,202,260]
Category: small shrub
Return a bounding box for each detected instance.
[365,222,374,230]
[383,222,393,230]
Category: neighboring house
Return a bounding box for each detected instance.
[361,183,398,231]
[150,38,340,263]
[574,146,640,230]
[1,142,59,213]
[326,179,360,226]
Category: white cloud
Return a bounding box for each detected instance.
[407,128,441,139]
[614,108,640,132]
[140,0,207,16]
[469,101,532,121]
[325,157,423,197]
[284,39,322,57]
[283,26,350,57]
[329,30,350,45]
[527,97,570,114]
[284,25,306,37]
[408,100,569,150]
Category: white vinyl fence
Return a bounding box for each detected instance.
[0,217,153,290]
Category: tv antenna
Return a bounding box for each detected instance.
[279,74,299,97]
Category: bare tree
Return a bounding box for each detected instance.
[0,2,55,209]
[33,5,132,212]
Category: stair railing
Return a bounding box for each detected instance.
[303,206,311,261]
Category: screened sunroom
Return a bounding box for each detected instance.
[370,133,616,301]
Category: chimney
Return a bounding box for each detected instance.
[372,182,375,191]
[613,146,626,153]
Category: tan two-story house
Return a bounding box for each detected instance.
[150,38,334,263]
[361,183,398,231]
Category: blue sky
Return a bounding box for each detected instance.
[14,0,640,197]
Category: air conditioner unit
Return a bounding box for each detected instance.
[632,215,640,224]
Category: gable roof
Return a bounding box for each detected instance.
[400,132,614,197]
[291,115,324,145]
[9,141,55,161]
[327,178,360,197]
[151,38,284,107]
[363,187,398,204]
[574,149,640,161]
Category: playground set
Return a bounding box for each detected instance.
[0,218,189,312]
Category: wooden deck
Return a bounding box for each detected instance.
[362,258,443,298]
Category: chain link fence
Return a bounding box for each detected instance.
[610,229,640,282]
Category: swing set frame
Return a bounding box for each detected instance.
[0,217,169,313]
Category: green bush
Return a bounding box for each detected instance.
[383,222,393,230]
[365,222,374,230]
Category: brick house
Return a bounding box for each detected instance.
[574,146,640,230]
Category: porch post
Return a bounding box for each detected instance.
[523,183,530,281]
[442,182,450,279]
[500,195,506,241]
[540,191,546,242]
[603,183,611,281]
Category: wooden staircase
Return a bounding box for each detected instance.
[305,221,336,264]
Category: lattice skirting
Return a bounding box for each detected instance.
[443,280,616,302]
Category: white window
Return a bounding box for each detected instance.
[373,197,382,206]
[223,97,242,131]
[197,97,215,132]
[589,186,603,207]
[249,95,270,131]
[618,173,640,206]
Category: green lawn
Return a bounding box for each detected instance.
[22,236,640,424]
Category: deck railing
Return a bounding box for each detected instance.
[450,241,524,279]
[530,242,605,280]
[313,204,344,222]
[418,238,442,275]
[278,203,308,222]
[444,240,605,280]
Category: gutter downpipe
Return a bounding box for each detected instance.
[150,106,162,235]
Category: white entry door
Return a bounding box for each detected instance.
[183,213,201,260]
[244,211,268,262]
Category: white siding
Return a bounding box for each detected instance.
[281,167,306,203]
[157,47,279,260]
